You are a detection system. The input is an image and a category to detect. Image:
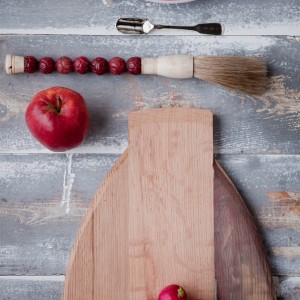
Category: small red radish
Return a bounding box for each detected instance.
[158,284,188,300]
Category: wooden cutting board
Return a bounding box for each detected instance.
[62,108,276,300]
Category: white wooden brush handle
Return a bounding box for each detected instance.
[141,55,193,79]
[5,54,24,74]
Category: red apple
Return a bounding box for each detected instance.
[25,86,90,152]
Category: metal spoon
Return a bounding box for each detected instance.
[116,18,223,35]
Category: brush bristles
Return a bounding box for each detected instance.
[193,56,267,95]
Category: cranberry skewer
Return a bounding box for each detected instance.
[5,55,141,75]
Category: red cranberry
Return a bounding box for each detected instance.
[39,57,55,74]
[56,56,73,74]
[108,57,126,75]
[127,57,141,75]
[74,56,90,74]
[91,57,108,75]
[24,56,38,73]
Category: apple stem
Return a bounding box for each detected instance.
[56,95,62,113]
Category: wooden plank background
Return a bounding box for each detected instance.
[0,0,299,299]
[0,0,299,35]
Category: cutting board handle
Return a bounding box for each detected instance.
[128,108,215,299]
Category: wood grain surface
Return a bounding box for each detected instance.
[0,0,299,299]
[62,152,129,300]
[214,161,276,299]
[128,109,214,299]
[63,109,215,300]
[62,146,279,300]
[1,154,300,298]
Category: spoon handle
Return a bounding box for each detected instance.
[116,18,223,35]
[154,23,223,35]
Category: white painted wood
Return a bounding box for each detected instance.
[0,153,299,277]
[142,55,193,78]
[0,35,299,154]
[0,1,299,298]
[0,0,299,36]
[275,276,300,299]
[0,276,64,300]
[0,154,300,299]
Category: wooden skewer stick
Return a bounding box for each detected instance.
[5,54,24,74]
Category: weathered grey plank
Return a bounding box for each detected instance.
[0,154,118,276]
[0,276,64,300]
[217,155,300,276]
[0,153,300,277]
[0,35,299,154]
[0,1,298,298]
[275,276,300,300]
[0,276,299,300]
[0,0,299,35]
